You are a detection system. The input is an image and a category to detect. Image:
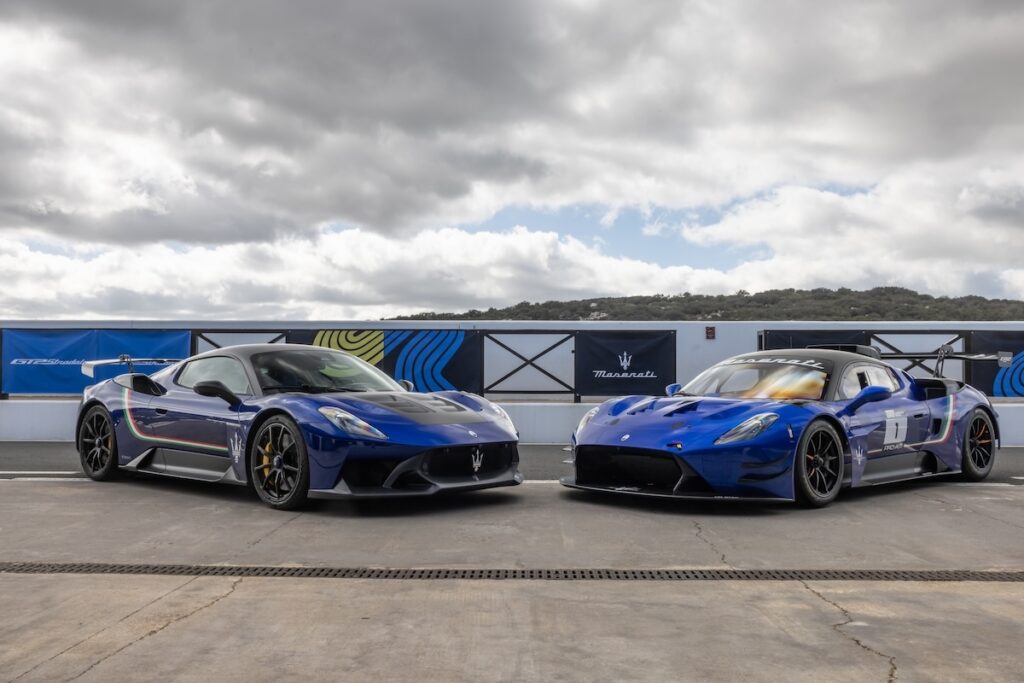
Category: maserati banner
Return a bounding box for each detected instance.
[1,329,191,395]
[575,331,675,396]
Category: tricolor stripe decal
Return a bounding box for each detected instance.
[122,388,229,453]
[912,394,956,448]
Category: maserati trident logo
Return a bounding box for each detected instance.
[229,432,243,464]
[593,350,657,380]
[470,447,485,473]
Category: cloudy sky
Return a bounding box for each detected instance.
[1,0,1022,319]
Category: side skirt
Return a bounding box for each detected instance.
[122,448,245,486]
[858,450,953,486]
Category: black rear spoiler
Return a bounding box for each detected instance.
[808,344,1011,377]
[81,355,180,378]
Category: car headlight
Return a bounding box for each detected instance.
[490,403,517,433]
[715,413,779,445]
[318,407,388,441]
[575,407,600,436]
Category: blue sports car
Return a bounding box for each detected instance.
[76,344,522,509]
[561,346,1001,507]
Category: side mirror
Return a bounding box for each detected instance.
[665,383,683,397]
[839,385,891,417]
[399,379,415,392]
[193,380,242,407]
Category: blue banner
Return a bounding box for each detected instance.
[969,330,1024,397]
[1,329,191,395]
[286,329,484,393]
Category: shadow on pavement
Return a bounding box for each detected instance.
[107,471,525,517]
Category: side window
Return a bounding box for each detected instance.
[865,366,898,392]
[838,365,870,400]
[177,357,252,395]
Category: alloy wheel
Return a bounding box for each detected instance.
[252,422,301,503]
[968,416,994,471]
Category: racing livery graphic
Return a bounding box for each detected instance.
[76,344,521,510]
[562,346,1004,507]
[287,329,484,394]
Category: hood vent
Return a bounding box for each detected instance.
[343,392,491,425]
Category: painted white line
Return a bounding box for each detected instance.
[524,479,561,484]
[949,483,1016,487]
[0,471,80,475]
[0,477,89,482]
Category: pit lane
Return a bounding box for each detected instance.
[2,444,1023,681]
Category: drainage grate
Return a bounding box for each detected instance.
[0,562,1022,582]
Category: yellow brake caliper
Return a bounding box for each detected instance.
[262,441,273,478]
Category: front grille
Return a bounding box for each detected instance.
[391,471,432,491]
[341,459,401,488]
[575,446,686,493]
[424,443,517,478]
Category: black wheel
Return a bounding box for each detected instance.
[250,416,309,510]
[794,421,844,508]
[78,406,119,481]
[961,409,995,481]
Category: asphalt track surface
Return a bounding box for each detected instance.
[2,442,1023,681]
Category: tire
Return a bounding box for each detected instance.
[794,420,845,508]
[249,415,310,510]
[78,405,119,481]
[961,409,996,481]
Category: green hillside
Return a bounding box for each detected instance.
[396,287,1024,321]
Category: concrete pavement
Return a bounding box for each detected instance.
[1,444,1023,681]
[2,575,1023,682]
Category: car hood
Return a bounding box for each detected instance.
[576,394,810,448]
[262,389,518,447]
[319,391,492,424]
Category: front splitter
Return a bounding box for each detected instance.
[559,476,791,503]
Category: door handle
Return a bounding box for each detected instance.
[912,413,926,419]
[155,408,169,415]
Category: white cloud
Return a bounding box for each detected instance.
[682,161,1024,297]
[0,227,738,319]
[0,1,1022,316]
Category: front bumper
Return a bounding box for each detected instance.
[559,475,787,502]
[308,444,523,499]
[562,444,795,501]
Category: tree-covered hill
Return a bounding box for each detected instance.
[396,288,1024,321]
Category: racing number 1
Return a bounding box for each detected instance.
[883,413,908,445]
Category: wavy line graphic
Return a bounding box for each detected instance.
[383,330,413,356]
[994,352,1024,397]
[394,330,464,392]
[313,330,385,366]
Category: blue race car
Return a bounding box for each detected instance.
[76,344,521,509]
[561,346,1002,507]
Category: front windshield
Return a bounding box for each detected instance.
[683,358,830,400]
[252,348,402,394]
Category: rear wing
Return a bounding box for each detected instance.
[881,346,1012,378]
[809,344,1011,378]
[81,355,180,378]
